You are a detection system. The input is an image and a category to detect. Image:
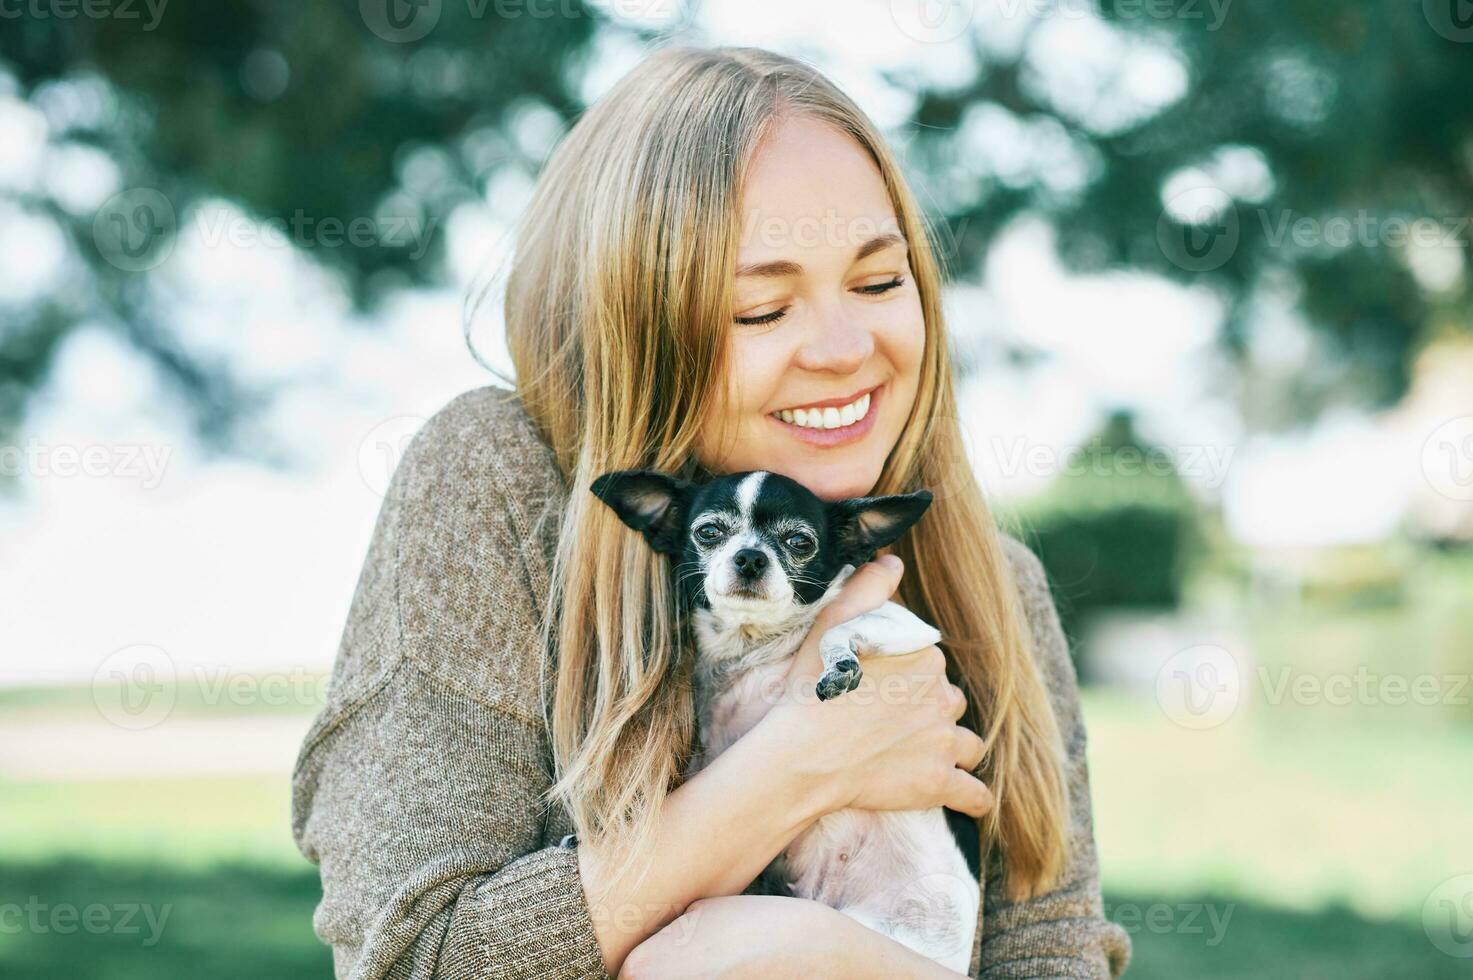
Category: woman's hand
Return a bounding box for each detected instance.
[758,555,993,821]
[618,895,962,980]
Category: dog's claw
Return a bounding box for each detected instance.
[815,656,862,701]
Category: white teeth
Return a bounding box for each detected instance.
[774,390,873,430]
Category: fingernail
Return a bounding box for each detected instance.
[880,554,902,570]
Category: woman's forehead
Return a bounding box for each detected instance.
[734,118,900,265]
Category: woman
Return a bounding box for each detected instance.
[291,44,1130,979]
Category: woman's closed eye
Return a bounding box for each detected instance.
[734,275,907,326]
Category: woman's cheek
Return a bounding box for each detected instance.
[701,336,778,470]
[894,295,927,370]
[886,325,926,414]
[731,334,788,411]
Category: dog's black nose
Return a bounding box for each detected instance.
[732,548,768,579]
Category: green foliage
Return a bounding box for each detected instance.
[903,1,1473,423]
[1024,506,1191,613]
[4,2,1471,445]
[3,860,1461,980]
[1105,892,1468,980]
[0,0,613,444]
[1008,411,1202,646]
[0,860,331,980]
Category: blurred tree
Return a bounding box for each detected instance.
[900,0,1472,427]
[2,1,1470,449]
[0,0,616,446]
[1007,410,1203,658]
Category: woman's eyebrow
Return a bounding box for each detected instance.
[735,232,907,279]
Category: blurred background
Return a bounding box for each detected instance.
[2,1,1471,977]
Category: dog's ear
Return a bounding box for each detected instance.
[828,489,934,565]
[589,469,694,556]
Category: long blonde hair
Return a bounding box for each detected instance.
[481,43,1067,903]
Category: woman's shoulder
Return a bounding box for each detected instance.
[996,533,1049,610]
[396,384,565,504]
[994,533,1084,728]
[332,385,571,726]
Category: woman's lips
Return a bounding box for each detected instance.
[767,384,882,448]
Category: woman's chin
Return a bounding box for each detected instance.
[774,461,883,501]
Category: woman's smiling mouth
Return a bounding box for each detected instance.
[768,384,882,447]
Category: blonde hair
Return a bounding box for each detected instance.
[478,43,1067,903]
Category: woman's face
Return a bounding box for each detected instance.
[693,114,926,502]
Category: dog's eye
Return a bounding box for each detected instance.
[694,523,724,543]
[784,532,815,555]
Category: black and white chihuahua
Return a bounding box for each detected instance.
[591,467,982,972]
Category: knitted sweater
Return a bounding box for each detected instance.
[290,384,1132,979]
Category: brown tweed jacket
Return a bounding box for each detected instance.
[290,384,1131,979]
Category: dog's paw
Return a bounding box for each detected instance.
[815,656,862,701]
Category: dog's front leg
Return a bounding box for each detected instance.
[815,602,943,701]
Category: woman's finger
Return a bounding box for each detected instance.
[947,682,968,721]
[946,769,995,819]
[953,725,986,773]
[816,555,903,631]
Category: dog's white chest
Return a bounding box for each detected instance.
[695,658,790,761]
[688,600,980,973]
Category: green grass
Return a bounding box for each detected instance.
[1,774,303,869]
[1083,689,1473,922]
[2,864,1462,980]
[0,773,327,979]
[0,672,330,723]
[3,685,1469,976]
[1109,892,1468,979]
[0,860,331,980]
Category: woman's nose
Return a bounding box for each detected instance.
[793,301,875,374]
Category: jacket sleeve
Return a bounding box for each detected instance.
[977,538,1132,979]
[290,390,611,980]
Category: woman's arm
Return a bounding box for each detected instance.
[289,389,850,979]
[977,538,1132,979]
[293,663,612,980]
[577,553,970,973]
[292,391,625,980]
[621,894,969,980]
[576,712,830,973]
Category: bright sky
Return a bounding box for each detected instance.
[0,2,1437,686]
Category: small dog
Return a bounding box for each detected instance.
[592,468,981,971]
